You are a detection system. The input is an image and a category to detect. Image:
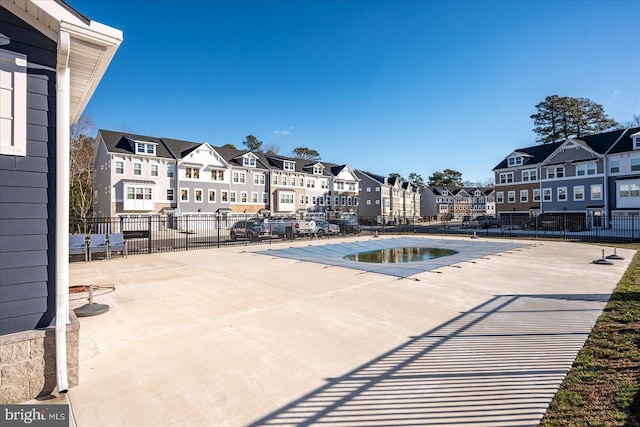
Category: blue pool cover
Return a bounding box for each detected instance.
[255,237,528,278]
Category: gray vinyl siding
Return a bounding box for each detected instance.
[178,181,229,213]
[92,139,112,216]
[0,6,57,335]
[541,177,604,213]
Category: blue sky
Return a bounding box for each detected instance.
[72,0,639,184]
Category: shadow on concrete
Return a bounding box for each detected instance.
[248,293,611,427]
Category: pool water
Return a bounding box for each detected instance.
[344,247,458,263]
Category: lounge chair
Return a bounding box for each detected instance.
[69,235,88,262]
[108,233,128,260]
[88,234,108,261]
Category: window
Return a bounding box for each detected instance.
[347,197,352,206]
[299,194,305,204]
[180,189,188,202]
[376,187,380,192]
[367,187,371,192]
[185,167,200,179]
[134,141,156,156]
[620,184,630,198]
[221,191,228,202]
[610,160,620,174]
[299,177,304,187]
[341,196,346,205]
[208,190,216,202]
[533,189,541,202]
[335,196,340,206]
[232,172,246,183]
[115,160,124,175]
[634,137,640,150]
[151,164,159,177]
[354,197,359,206]
[496,192,504,203]
[211,170,224,181]
[574,186,584,201]
[133,162,142,176]
[348,183,356,191]
[591,184,602,200]
[291,176,296,186]
[262,193,268,203]
[632,159,640,172]
[0,49,27,156]
[167,164,175,178]
[508,156,523,166]
[241,192,248,203]
[522,169,537,181]
[284,161,295,171]
[367,200,371,205]
[195,189,203,202]
[312,196,317,204]
[243,156,256,167]
[633,184,640,197]
[253,173,265,185]
[557,187,567,201]
[507,191,515,203]
[251,192,258,203]
[282,175,288,186]
[321,180,329,189]
[230,191,237,202]
[336,182,345,190]
[167,189,174,201]
[375,200,380,205]
[576,163,596,176]
[547,166,564,179]
[126,187,152,200]
[307,179,315,189]
[499,172,513,184]
[313,164,323,174]
[520,190,528,203]
[543,188,552,201]
[272,174,278,185]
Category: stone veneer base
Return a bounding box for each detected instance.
[0,312,80,404]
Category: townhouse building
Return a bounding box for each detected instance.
[355,170,392,222]
[93,130,178,217]
[493,127,640,227]
[604,127,640,224]
[421,186,495,220]
[216,148,270,215]
[493,142,563,223]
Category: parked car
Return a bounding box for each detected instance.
[470,215,501,229]
[230,220,272,241]
[328,219,361,234]
[314,220,340,237]
[264,216,316,238]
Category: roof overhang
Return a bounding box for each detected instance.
[5,0,123,124]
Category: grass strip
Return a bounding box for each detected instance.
[540,247,640,427]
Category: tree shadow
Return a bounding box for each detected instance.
[248,293,611,427]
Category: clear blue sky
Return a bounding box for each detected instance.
[72,0,639,184]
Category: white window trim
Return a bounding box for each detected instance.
[194,188,203,203]
[0,49,27,156]
[133,162,143,176]
[520,190,528,203]
[543,188,552,202]
[114,160,125,175]
[591,184,603,201]
[208,190,216,202]
[573,185,585,201]
[557,187,567,202]
[180,188,189,202]
[507,191,515,203]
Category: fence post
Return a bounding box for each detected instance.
[217,216,220,249]
[185,216,189,251]
[147,216,152,254]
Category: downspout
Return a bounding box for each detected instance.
[55,29,71,394]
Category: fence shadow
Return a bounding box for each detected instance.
[248,293,611,427]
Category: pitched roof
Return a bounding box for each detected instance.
[98,129,175,159]
[607,127,640,154]
[575,128,628,154]
[493,141,564,170]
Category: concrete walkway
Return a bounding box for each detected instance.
[64,236,634,426]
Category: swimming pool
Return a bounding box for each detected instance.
[256,237,527,278]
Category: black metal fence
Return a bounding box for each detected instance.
[69,212,640,260]
[357,213,640,244]
[69,214,361,257]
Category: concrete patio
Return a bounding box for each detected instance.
[63,235,634,426]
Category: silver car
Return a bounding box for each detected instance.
[314,220,340,237]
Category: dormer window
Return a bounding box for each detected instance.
[633,134,640,150]
[313,164,323,175]
[134,140,156,156]
[442,190,449,196]
[284,161,295,171]
[243,156,256,167]
[508,156,523,166]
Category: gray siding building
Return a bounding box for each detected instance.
[0,0,121,403]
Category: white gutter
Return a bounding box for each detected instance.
[55,28,71,394]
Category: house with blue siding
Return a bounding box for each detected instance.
[0,0,121,403]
